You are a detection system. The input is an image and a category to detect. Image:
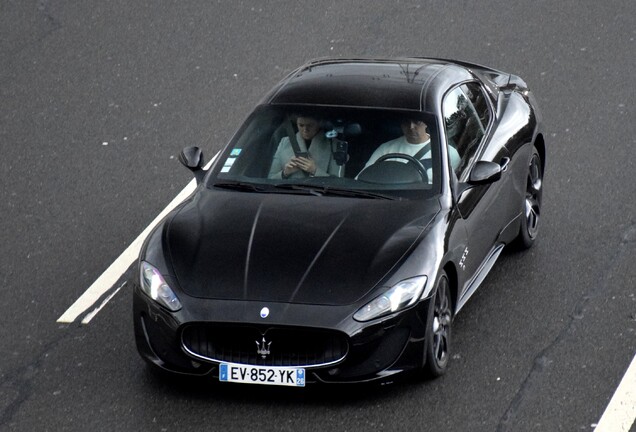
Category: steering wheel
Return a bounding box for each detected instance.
[371,153,428,182]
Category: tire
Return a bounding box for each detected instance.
[423,271,452,378]
[514,147,543,249]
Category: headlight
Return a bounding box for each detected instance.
[353,276,427,322]
[140,261,182,311]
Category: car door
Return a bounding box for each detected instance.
[444,82,511,300]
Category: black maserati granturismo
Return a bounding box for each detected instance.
[133,57,545,386]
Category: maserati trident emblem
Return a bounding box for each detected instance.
[260,307,270,318]
[256,337,272,359]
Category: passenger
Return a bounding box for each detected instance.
[269,115,341,179]
[361,118,460,179]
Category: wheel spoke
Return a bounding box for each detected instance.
[527,212,535,231]
[527,155,543,196]
[433,282,451,362]
[529,177,542,195]
[435,340,443,361]
[440,313,452,327]
[523,154,542,240]
[426,275,453,374]
[440,290,448,311]
[433,316,440,333]
[436,331,448,361]
[525,196,540,236]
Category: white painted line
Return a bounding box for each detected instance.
[57,179,197,323]
[57,156,217,324]
[594,353,636,432]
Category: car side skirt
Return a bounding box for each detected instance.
[455,243,505,314]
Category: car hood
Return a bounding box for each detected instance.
[164,190,439,306]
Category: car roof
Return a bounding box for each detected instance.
[263,58,477,112]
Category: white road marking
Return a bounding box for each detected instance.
[594,353,636,432]
[57,178,197,323]
[57,156,217,324]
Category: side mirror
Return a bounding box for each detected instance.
[179,146,206,184]
[468,161,502,185]
[455,160,503,198]
[179,146,204,171]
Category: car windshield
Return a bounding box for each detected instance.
[206,105,442,199]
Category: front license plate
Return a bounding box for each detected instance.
[219,363,305,387]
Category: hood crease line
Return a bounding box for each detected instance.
[287,214,350,304]
[244,202,265,299]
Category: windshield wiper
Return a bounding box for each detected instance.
[212,181,271,193]
[273,183,323,196]
[321,186,396,200]
[275,184,395,200]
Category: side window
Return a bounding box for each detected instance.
[443,83,491,178]
[464,82,491,131]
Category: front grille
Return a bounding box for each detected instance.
[181,324,349,367]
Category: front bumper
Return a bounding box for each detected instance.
[133,282,432,384]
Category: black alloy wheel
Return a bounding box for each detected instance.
[424,271,452,377]
[515,146,543,249]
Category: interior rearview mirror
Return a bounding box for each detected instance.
[344,123,362,137]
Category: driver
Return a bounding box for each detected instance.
[361,118,460,178]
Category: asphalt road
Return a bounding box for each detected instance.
[1,1,635,431]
